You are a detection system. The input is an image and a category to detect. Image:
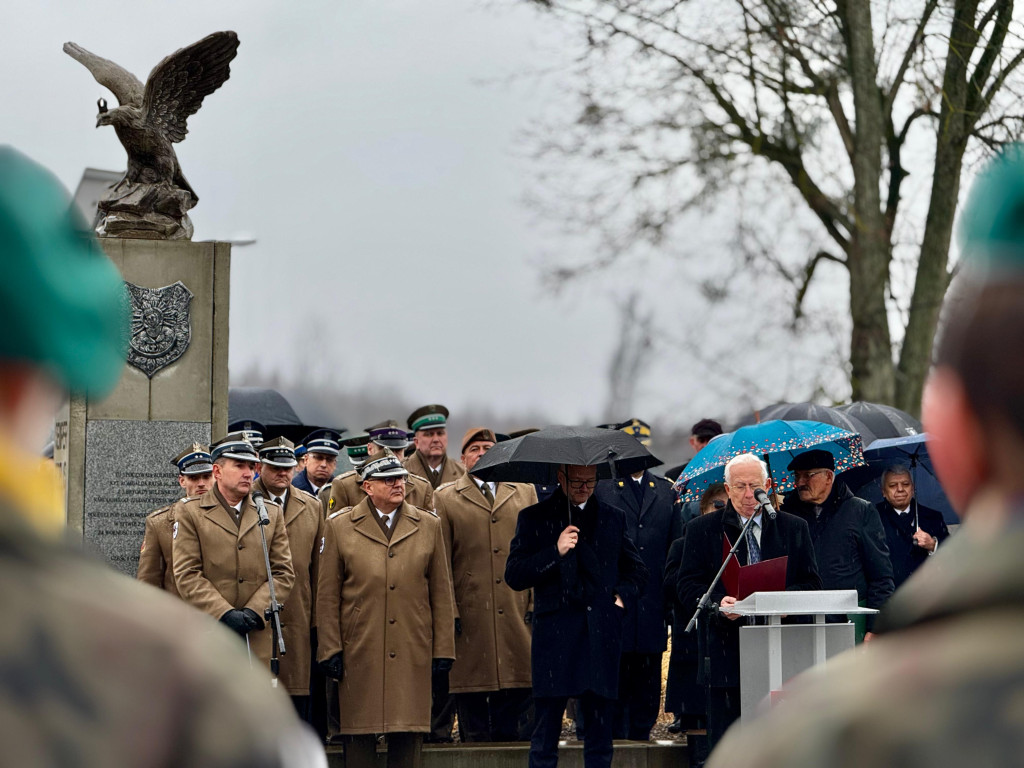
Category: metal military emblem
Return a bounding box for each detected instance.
[124,281,193,377]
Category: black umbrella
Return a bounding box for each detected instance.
[470,425,660,484]
[228,386,345,445]
[835,402,921,445]
[732,402,863,434]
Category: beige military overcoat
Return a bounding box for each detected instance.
[136,500,183,597]
[255,479,323,695]
[404,451,466,489]
[324,469,434,516]
[173,488,295,671]
[316,498,456,734]
[435,475,536,693]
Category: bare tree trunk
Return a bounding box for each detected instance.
[841,0,895,403]
[896,0,979,416]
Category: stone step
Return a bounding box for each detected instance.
[325,740,690,767]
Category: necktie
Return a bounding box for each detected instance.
[481,483,494,507]
[746,522,761,565]
[629,480,644,506]
[274,496,283,506]
[384,514,392,529]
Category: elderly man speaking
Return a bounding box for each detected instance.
[505,463,647,768]
[676,453,821,751]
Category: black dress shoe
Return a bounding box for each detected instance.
[666,716,683,734]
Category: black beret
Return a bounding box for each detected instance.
[787,449,835,472]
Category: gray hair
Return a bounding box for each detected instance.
[724,453,769,484]
[881,464,913,485]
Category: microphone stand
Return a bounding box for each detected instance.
[253,491,286,686]
[684,504,762,634]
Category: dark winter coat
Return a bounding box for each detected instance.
[663,531,704,716]
[877,500,949,590]
[676,502,821,687]
[594,471,683,653]
[504,489,648,699]
[783,481,895,629]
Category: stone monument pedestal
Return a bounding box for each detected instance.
[53,239,230,575]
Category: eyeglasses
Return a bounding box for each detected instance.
[793,470,829,481]
[566,478,597,489]
[367,476,406,486]
[729,483,765,493]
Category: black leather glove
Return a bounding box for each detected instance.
[220,609,253,636]
[431,658,453,699]
[320,652,345,681]
[241,608,266,631]
[454,618,462,636]
[524,611,533,626]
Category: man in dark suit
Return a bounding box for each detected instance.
[594,419,683,741]
[506,463,648,768]
[876,465,949,589]
[291,429,341,496]
[677,453,821,752]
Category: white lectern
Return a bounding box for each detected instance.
[729,589,877,720]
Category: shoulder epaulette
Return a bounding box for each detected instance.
[337,470,358,480]
[327,506,354,520]
[298,488,319,502]
[413,505,439,518]
[436,481,456,492]
[148,504,174,517]
[408,472,429,484]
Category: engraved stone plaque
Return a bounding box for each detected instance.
[83,419,210,575]
[125,280,193,377]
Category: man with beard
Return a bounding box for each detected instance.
[435,428,538,742]
[506,463,648,768]
[317,452,455,768]
[254,436,324,720]
[876,465,949,590]
[781,450,894,641]
[174,433,296,673]
[137,443,213,597]
[292,429,341,497]
[677,453,820,752]
[404,404,466,489]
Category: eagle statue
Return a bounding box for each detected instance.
[64,32,240,240]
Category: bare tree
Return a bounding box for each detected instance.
[519,0,1024,414]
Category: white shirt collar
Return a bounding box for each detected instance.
[894,505,911,515]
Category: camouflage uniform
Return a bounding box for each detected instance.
[0,495,323,767]
[707,500,1024,767]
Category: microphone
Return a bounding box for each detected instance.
[753,488,777,519]
[251,490,271,526]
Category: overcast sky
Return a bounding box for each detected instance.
[4,0,861,429]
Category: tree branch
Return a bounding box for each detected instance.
[882,0,940,117]
[794,250,847,321]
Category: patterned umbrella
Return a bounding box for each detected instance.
[673,419,866,502]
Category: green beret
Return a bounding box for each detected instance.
[0,147,126,394]
[959,143,1024,278]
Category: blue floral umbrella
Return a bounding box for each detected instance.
[673,419,866,502]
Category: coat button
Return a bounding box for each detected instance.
[493,548,499,554]
[388,551,394,558]
[639,524,644,529]
[587,606,592,612]
[497,608,504,615]
[389,618,396,624]
[640,545,645,551]
[389,584,395,590]
[389,652,396,658]
[495,578,502,584]
[237,544,243,550]
[491,517,497,523]
[238,578,244,583]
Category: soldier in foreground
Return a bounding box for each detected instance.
[136,443,213,596]
[708,145,1024,767]
[0,145,322,766]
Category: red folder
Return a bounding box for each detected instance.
[722,535,788,600]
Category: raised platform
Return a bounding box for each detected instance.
[325,740,689,767]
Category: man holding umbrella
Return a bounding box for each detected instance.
[505,463,648,768]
